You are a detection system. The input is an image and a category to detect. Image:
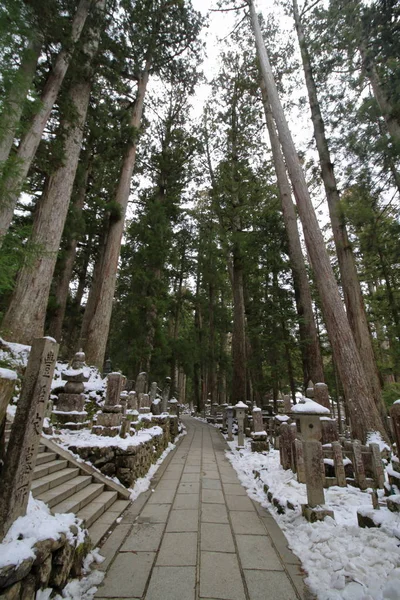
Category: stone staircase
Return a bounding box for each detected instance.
[4,422,131,547]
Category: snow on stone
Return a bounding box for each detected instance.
[0,495,81,569]
[393,399,400,405]
[225,438,400,600]
[234,401,248,409]
[291,398,330,415]
[275,415,290,422]
[54,426,164,450]
[0,367,18,380]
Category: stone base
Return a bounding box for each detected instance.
[387,495,400,513]
[56,393,85,412]
[139,407,151,414]
[96,412,123,428]
[52,411,88,425]
[92,425,120,437]
[251,439,270,453]
[357,509,380,528]
[301,504,334,523]
[57,422,89,431]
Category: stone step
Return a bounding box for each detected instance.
[35,451,57,466]
[88,500,130,547]
[52,483,105,515]
[77,491,119,529]
[37,475,93,508]
[33,459,69,480]
[31,467,81,495]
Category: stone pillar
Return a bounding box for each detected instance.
[161,377,171,413]
[390,402,400,455]
[227,406,234,442]
[279,422,296,470]
[92,372,126,437]
[369,442,385,489]
[127,391,137,410]
[140,393,151,415]
[221,403,229,430]
[251,407,269,452]
[0,368,17,468]
[168,398,178,416]
[306,381,314,399]
[235,402,248,448]
[352,440,367,490]
[332,441,347,487]
[149,382,157,402]
[314,383,330,409]
[0,338,58,540]
[53,351,89,430]
[283,394,291,414]
[293,439,306,483]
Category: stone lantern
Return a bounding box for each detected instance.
[235,401,248,448]
[291,398,334,522]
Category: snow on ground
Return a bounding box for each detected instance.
[54,426,164,450]
[226,437,400,600]
[0,495,84,569]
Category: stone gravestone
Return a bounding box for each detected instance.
[283,394,291,414]
[227,406,234,442]
[279,422,296,470]
[135,372,148,408]
[161,377,171,413]
[251,407,269,452]
[127,391,137,410]
[92,372,126,437]
[149,382,157,402]
[53,350,89,430]
[235,402,248,448]
[314,383,330,409]
[0,368,17,469]
[140,393,151,415]
[0,337,58,540]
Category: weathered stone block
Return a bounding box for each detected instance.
[95,412,122,428]
[55,393,85,412]
[0,581,21,599]
[0,558,34,588]
[49,541,75,588]
[387,495,400,513]
[19,573,35,600]
[302,505,334,523]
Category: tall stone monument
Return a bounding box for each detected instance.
[92,372,126,437]
[53,350,90,430]
[0,337,58,540]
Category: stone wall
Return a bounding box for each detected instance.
[0,525,90,599]
[68,416,176,488]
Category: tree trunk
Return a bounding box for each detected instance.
[82,60,151,368]
[292,0,387,424]
[0,1,104,344]
[231,248,247,405]
[260,78,324,389]
[0,0,91,244]
[47,162,91,342]
[0,38,41,167]
[249,0,388,442]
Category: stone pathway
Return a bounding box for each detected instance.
[95,416,308,600]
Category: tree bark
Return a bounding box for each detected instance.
[1,0,104,344]
[0,0,91,244]
[0,38,41,167]
[260,78,324,389]
[249,0,388,442]
[81,59,151,368]
[292,0,387,424]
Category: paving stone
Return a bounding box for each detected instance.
[145,566,196,600]
[202,478,222,490]
[230,511,266,536]
[244,569,299,600]
[200,522,235,553]
[201,470,219,479]
[223,483,247,496]
[180,473,200,483]
[98,524,132,571]
[155,480,179,490]
[202,489,225,504]
[173,493,199,510]
[156,532,197,566]
[120,523,165,552]
[201,503,229,524]
[200,552,246,600]
[138,503,171,523]
[177,482,200,494]
[147,489,175,504]
[236,534,284,571]
[166,509,198,532]
[184,465,201,473]
[260,516,302,565]
[225,494,255,511]
[96,552,155,597]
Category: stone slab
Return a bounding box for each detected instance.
[200,552,246,600]
[180,473,201,483]
[222,483,247,496]
[236,535,284,571]
[184,465,201,473]
[166,509,198,532]
[177,482,200,495]
[97,524,132,571]
[156,532,197,566]
[225,495,254,511]
[202,489,225,504]
[173,494,199,510]
[145,566,196,600]
[96,551,155,597]
[147,489,175,504]
[230,511,266,536]
[202,478,222,490]
[244,569,299,600]
[201,470,219,479]
[138,503,171,523]
[201,503,229,524]
[120,523,164,552]
[200,523,235,553]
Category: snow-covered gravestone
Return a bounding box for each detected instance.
[0,337,58,540]
[314,382,330,410]
[235,401,248,448]
[291,398,334,522]
[251,407,269,452]
[53,350,90,430]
